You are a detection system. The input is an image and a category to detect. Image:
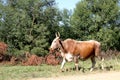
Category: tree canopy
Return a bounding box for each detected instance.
[0,0,60,56]
[71,0,120,50]
[0,0,120,57]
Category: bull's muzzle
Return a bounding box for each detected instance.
[49,48,54,54]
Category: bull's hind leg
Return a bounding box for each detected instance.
[99,56,104,70]
[74,56,79,71]
[90,56,96,72]
[101,57,104,70]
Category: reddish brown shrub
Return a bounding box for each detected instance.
[0,54,3,61]
[10,56,19,65]
[22,54,45,66]
[0,42,7,55]
[55,52,62,57]
[0,42,8,61]
[45,53,62,65]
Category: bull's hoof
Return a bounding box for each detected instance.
[90,68,94,72]
[60,68,67,72]
[73,66,81,71]
[60,68,72,72]
[60,69,65,72]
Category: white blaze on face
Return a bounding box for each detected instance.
[50,37,59,49]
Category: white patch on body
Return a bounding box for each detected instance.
[60,51,73,69]
[60,50,73,62]
[65,53,73,62]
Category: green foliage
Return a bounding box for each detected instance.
[71,0,120,50]
[88,27,120,50]
[0,0,120,57]
[0,0,60,56]
[58,9,74,39]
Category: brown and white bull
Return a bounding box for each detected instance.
[49,32,104,71]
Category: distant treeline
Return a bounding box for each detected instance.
[0,0,120,57]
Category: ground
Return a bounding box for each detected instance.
[29,71,120,80]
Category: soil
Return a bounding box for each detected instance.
[29,71,120,80]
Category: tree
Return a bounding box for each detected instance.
[71,0,120,50]
[0,0,60,56]
[58,9,74,39]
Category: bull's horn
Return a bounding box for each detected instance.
[55,32,60,37]
[57,32,60,37]
[55,32,58,37]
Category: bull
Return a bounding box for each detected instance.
[49,32,104,71]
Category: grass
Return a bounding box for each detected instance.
[0,65,59,80]
[0,58,120,80]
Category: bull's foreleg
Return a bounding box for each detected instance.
[60,58,66,70]
[90,56,96,72]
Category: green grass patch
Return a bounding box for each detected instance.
[0,58,120,80]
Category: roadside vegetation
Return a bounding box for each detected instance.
[0,50,120,80]
[0,0,120,57]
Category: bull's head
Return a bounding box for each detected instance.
[49,32,61,54]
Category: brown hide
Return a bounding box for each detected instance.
[61,39,100,60]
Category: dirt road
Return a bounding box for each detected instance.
[29,71,120,80]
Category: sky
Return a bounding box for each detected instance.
[56,0,80,10]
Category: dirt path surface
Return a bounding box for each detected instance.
[29,71,120,80]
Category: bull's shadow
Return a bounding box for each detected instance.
[63,65,113,72]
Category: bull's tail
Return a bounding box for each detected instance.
[95,41,101,57]
[95,41,104,70]
[95,41,104,61]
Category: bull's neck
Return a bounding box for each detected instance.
[59,41,66,53]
